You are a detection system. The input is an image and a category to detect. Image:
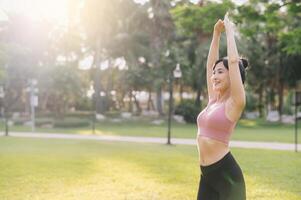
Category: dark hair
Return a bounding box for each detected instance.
[213,57,249,84]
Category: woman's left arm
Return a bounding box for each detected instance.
[224,13,246,108]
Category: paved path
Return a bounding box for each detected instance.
[1,131,300,151]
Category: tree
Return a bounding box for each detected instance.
[81,0,122,114]
[236,0,301,120]
[171,0,233,107]
[147,0,175,116]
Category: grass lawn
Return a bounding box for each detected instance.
[0,137,300,200]
[2,118,300,143]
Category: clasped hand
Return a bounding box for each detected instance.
[214,12,235,34]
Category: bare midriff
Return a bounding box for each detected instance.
[197,135,230,166]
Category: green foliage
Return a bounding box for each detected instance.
[283,91,294,115]
[171,0,234,36]
[35,118,53,127]
[174,99,200,123]
[12,118,28,126]
[36,112,54,118]
[74,97,93,111]
[105,110,121,118]
[65,112,93,119]
[1,0,300,120]
[245,93,257,112]
[12,117,53,126]
[280,28,301,55]
[53,117,90,128]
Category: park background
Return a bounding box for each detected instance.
[0,0,301,199]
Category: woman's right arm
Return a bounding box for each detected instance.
[206,19,224,101]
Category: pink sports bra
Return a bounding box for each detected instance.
[197,98,237,144]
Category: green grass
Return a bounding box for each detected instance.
[1,118,300,143]
[0,137,300,200]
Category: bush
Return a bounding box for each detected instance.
[65,112,93,119]
[74,97,93,111]
[174,100,201,123]
[12,117,53,127]
[36,112,54,118]
[35,118,53,127]
[105,111,121,118]
[36,112,93,119]
[53,117,90,128]
[12,118,29,126]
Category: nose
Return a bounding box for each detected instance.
[211,74,218,81]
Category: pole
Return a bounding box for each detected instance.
[30,80,35,132]
[167,73,173,145]
[3,83,8,136]
[92,110,96,134]
[92,94,96,134]
[5,113,8,136]
[295,91,298,152]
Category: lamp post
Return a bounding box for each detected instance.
[167,63,182,145]
[29,79,38,132]
[294,80,301,152]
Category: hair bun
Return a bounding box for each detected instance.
[240,58,249,69]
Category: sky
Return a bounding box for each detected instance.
[134,0,248,6]
[0,0,248,23]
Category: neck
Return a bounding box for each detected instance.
[216,89,230,103]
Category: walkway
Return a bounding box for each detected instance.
[1,131,300,151]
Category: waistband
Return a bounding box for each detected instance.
[200,151,233,175]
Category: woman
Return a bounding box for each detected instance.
[196,13,248,200]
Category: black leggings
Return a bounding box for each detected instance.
[197,151,246,200]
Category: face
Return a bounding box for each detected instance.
[211,62,230,92]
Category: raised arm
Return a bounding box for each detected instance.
[224,13,246,108]
[206,19,224,101]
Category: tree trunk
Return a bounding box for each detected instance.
[179,79,183,103]
[156,85,164,116]
[195,64,202,108]
[147,89,155,111]
[195,86,201,108]
[258,83,264,118]
[278,56,285,122]
[278,81,284,122]
[105,64,114,112]
[128,89,133,113]
[133,94,141,114]
[119,91,125,110]
[265,87,269,119]
[40,92,50,111]
[93,37,105,114]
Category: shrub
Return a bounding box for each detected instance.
[105,111,121,118]
[65,112,93,119]
[36,112,54,118]
[174,100,201,123]
[53,117,90,128]
[12,118,29,126]
[35,118,53,127]
[74,97,93,111]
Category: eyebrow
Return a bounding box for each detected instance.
[213,68,224,72]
